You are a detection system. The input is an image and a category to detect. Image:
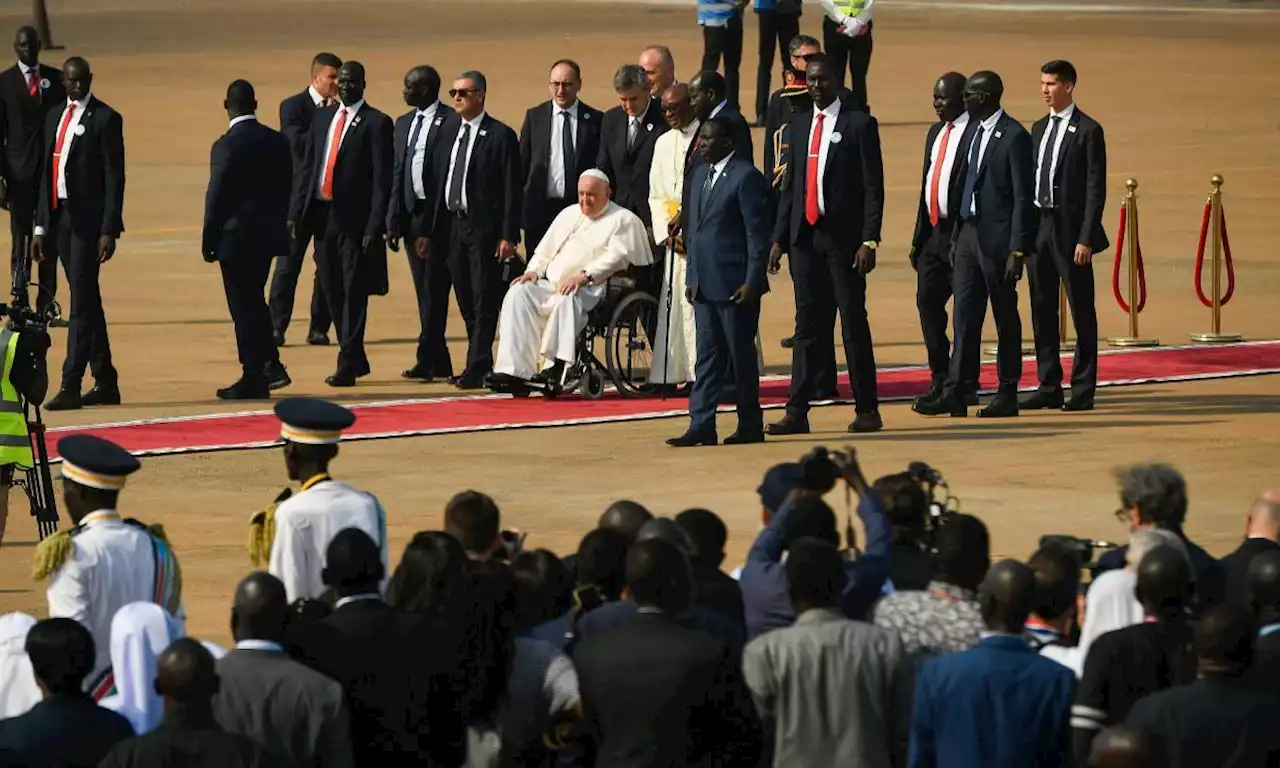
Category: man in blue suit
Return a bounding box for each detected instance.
[667,117,770,447]
[203,80,293,400]
[909,559,1075,768]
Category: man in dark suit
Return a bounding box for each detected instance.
[519,59,603,254]
[1248,551,1280,687]
[202,80,292,400]
[596,64,667,243]
[0,618,133,766]
[1221,491,1280,609]
[668,118,770,448]
[767,54,884,436]
[909,560,1075,767]
[387,64,458,384]
[295,528,463,767]
[269,52,338,348]
[0,26,64,322]
[574,538,762,767]
[213,572,353,768]
[909,72,980,408]
[32,57,124,411]
[916,70,1034,419]
[288,61,392,388]
[425,70,520,389]
[689,70,754,166]
[1024,60,1108,413]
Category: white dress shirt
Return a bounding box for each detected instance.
[52,92,90,201]
[1035,102,1075,208]
[17,60,37,92]
[710,100,728,120]
[704,152,733,196]
[445,110,487,213]
[409,101,440,200]
[315,99,364,198]
[308,85,326,108]
[807,98,842,215]
[229,114,256,130]
[925,111,970,220]
[548,101,580,198]
[968,108,1006,217]
[268,480,388,603]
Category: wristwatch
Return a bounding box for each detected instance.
[581,270,594,284]
[861,241,878,250]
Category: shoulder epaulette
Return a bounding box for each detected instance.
[31,525,83,581]
[122,518,170,543]
[248,488,293,567]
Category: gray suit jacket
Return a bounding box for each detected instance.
[213,647,354,768]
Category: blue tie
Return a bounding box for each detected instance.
[959,125,985,220]
[403,113,425,213]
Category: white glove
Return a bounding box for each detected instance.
[842,18,865,36]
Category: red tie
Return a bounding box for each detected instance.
[804,112,825,226]
[26,71,37,98]
[320,108,347,200]
[51,104,76,210]
[928,121,954,227]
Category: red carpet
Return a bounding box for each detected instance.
[40,341,1280,461]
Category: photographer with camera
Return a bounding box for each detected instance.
[741,447,890,640]
[872,471,934,591]
[0,314,49,548]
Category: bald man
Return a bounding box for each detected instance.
[214,572,353,768]
[99,639,274,767]
[1221,490,1280,609]
[490,170,650,387]
[639,45,676,97]
[909,559,1075,768]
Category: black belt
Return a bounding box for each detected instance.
[447,208,469,220]
[1039,206,1057,215]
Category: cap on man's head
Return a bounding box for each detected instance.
[274,397,355,445]
[57,434,140,491]
[758,462,805,514]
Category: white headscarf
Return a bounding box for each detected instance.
[99,602,183,735]
[0,612,42,718]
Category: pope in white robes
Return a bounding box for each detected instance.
[494,169,651,381]
[648,83,699,386]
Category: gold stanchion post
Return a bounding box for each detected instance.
[1108,179,1159,347]
[1191,174,1242,344]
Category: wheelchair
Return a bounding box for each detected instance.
[487,271,660,400]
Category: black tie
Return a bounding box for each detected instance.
[959,125,985,221]
[561,111,576,198]
[1037,116,1061,208]
[700,166,717,211]
[447,123,471,212]
[403,112,425,213]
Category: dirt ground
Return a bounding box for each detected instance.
[0,0,1277,644]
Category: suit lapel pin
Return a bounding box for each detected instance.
[646,123,653,131]
[994,130,1003,139]
[1067,124,1078,133]
[39,78,49,90]
[479,129,488,137]
[353,115,361,125]
[830,132,842,144]
[434,116,443,126]
[73,124,86,136]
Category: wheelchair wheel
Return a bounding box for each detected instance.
[580,369,606,400]
[605,291,658,398]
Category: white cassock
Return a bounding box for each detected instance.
[99,601,183,735]
[268,479,389,603]
[494,200,652,380]
[0,613,40,718]
[649,120,699,385]
[45,510,185,697]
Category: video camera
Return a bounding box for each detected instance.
[2,236,59,539]
[1038,534,1121,569]
[905,460,960,542]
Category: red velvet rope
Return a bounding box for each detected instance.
[1194,201,1236,308]
[1111,204,1147,313]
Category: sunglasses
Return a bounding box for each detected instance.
[449,88,481,98]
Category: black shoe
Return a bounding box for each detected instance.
[780,336,795,349]
[325,373,356,388]
[450,375,487,390]
[977,392,1019,418]
[273,330,286,347]
[402,365,435,382]
[723,430,765,445]
[217,377,270,400]
[765,414,810,436]
[964,391,980,406]
[265,362,291,390]
[914,393,967,418]
[307,332,330,346]
[532,362,565,385]
[849,412,884,433]
[914,384,943,408]
[1063,397,1094,412]
[82,384,121,407]
[1020,390,1064,410]
[45,389,82,411]
[666,430,718,447]
[47,310,68,328]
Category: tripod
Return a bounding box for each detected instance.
[15,396,58,539]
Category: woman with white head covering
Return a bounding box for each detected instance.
[0,612,42,718]
[1075,529,1188,674]
[99,602,184,734]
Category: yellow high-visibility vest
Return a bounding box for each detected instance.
[833,0,868,15]
[0,330,33,470]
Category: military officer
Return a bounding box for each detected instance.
[259,397,387,603]
[34,434,184,700]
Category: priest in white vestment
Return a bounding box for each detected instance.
[494,169,651,381]
[648,83,699,386]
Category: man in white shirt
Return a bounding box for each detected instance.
[265,397,388,603]
[490,169,650,386]
[35,434,183,699]
[649,84,700,386]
